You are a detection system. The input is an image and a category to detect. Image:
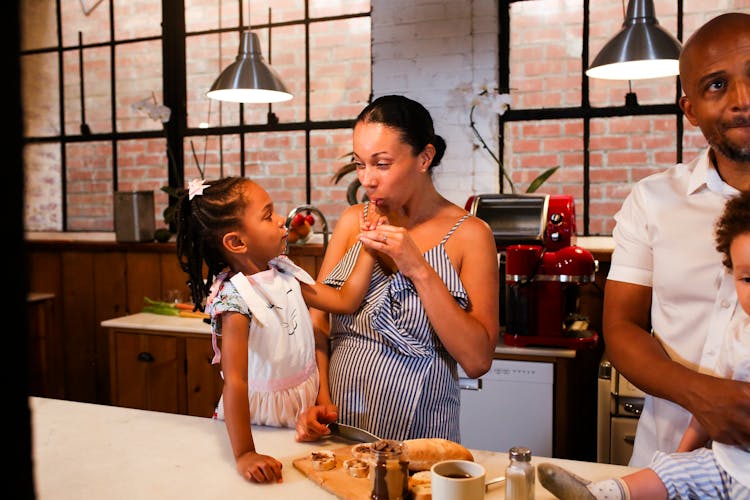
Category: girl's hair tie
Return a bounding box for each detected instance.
[188,178,209,200]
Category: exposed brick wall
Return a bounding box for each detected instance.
[372,0,499,206]
[21,0,750,235]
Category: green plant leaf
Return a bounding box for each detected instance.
[526,166,560,193]
[161,185,181,198]
[332,152,356,184]
[163,204,176,226]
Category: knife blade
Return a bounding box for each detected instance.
[327,422,380,443]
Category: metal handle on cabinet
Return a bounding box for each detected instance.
[137,351,155,363]
[624,434,635,445]
[459,378,482,390]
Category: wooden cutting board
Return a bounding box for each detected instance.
[293,443,372,500]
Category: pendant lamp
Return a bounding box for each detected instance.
[586,0,681,80]
[206,6,292,104]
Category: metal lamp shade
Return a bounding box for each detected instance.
[207,31,292,103]
[586,0,681,80]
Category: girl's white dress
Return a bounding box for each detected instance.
[205,255,319,428]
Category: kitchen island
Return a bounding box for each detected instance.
[102,312,601,460]
[31,396,635,499]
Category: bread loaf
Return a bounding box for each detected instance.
[403,438,474,471]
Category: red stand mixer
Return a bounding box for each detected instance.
[467,193,598,349]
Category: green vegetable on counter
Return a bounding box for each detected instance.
[142,296,180,316]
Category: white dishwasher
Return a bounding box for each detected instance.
[458,358,554,456]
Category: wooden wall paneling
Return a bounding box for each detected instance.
[61,251,98,403]
[27,294,55,397]
[26,250,66,398]
[290,255,317,279]
[159,251,191,304]
[126,252,162,314]
[185,336,223,417]
[93,251,128,404]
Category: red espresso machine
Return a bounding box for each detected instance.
[467,193,598,349]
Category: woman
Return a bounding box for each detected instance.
[296,95,500,442]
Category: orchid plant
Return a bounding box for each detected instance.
[468,85,558,194]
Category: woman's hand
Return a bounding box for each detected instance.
[295,403,338,442]
[359,223,426,279]
[235,450,283,483]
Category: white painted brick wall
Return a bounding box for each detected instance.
[372,0,500,207]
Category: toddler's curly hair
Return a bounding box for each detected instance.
[715,190,750,270]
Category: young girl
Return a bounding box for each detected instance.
[175,176,379,484]
[538,189,750,499]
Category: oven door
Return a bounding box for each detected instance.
[597,360,644,465]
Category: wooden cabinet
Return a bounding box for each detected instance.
[26,236,323,407]
[107,316,222,417]
[27,293,64,398]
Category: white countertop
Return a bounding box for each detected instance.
[101,312,211,335]
[31,397,635,499]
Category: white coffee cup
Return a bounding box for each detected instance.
[431,459,486,500]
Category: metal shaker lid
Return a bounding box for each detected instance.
[509,446,532,461]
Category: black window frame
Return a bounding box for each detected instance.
[499,0,684,236]
[21,0,371,232]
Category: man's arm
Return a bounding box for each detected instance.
[604,279,750,446]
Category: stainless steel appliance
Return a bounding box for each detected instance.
[113,190,155,242]
[467,193,599,349]
[597,360,644,465]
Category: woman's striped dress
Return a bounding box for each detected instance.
[323,205,471,442]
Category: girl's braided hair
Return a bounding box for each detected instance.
[175,176,252,309]
[715,190,750,270]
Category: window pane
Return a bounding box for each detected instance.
[248,1,305,25]
[310,18,371,121]
[589,116,677,234]
[505,119,585,232]
[184,134,244,181]
[244,131,307,221]
[22,53,60,137]
[256,24,306,125]
[509,0,583,109]
[310,129,356,230]
[63,46,112,136]
[113,0,162,40]
[186,0,240,34]
[66,142,114,231]
[186,33,239,129]
[309,0,370,18]
[24,144,63,231]
[61,0,111,47]
[21,0,58,50]
[116,138,168,229]
[115,40,164,133]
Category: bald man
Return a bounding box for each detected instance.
[603,12,750,468]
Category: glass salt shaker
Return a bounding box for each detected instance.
[505,446,535,500]
[369,439,409,500]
